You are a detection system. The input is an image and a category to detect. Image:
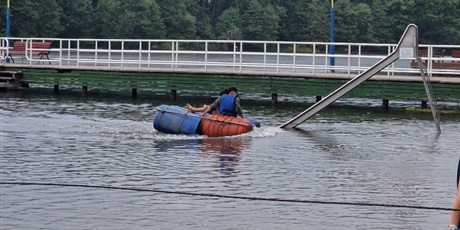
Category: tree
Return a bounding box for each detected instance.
[0,4,6,36]
[1,0,459,44]
[278,0,329,42]
[157,0,197,39]
[94,0,165,39]
[238,0,284,41]
[384,0,416,43]
[278,0,302,41]
[186,1,214,39]
[208,0,236,26]
[215,7,241,40]
[367,0,391,43]
[304,0,329,42]
[56,0,93,38]
[413,0,460,45]
[334,0,374,43]
[10,0,62,37]
[352,3,375,42]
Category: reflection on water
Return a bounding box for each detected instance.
[200,138,251,177]
[1,89,459,229]
[153,139,201,152]
[293,128,345,154]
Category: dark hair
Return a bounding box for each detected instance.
[228,87,238,92]
[219,88,230,95]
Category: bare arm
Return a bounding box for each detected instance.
[450,186,460,227]
[201,97,220,116]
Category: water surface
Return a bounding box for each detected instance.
[1,89,459,229]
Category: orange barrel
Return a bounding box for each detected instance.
[200,114,253,137]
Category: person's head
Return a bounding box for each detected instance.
[219,88,230,95]
[228,87,238,94]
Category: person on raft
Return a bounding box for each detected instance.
[198,87,245,119]
[186,88,230,114]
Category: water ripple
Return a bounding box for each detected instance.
[1,92,458,229]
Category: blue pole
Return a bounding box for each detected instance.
[6,11,10,39]
[6,0,11,62]
[330,0,335,72]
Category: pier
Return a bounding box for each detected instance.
[1,37,460,105]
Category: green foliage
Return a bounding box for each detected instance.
[413,0,460,44]
[304,0,329,42]
[384,0,417,42]
[157,0,196,39]
[94,0,165,39]
[215,7,241,40]
[0,0,459,45]
[186,1,214,39]
[9,0,62,37]
[57,0,93,38]
[335,0,374,43]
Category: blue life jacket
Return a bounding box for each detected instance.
[219,94,238,117]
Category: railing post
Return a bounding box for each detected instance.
[233,41,237,70]
[276,43,280,73]
[239,41,243,73]
[205,41,208,72]
[312,44,316,74]
[138,40,142,69]
[121,40,125,68]
[427,46,433,78]
[76,39,79,67]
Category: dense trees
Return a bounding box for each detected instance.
[0,0,459,44]
[95,0,164,39]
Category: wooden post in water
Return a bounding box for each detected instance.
[170,89,177,100]
[54,85,59,94]
[316,96,322,102]
[421,100,427,109]
[382,99,389,111]
[82,86,88,96]
[132,88,137,99]
[271,93,278,104]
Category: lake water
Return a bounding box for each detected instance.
[1,88,459,229]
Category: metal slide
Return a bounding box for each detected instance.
[280,24,419,129]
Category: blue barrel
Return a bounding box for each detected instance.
[246,117,261,128]
[153,105,202,135]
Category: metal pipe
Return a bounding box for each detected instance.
[330,0,335,72]
[6,0,11,63]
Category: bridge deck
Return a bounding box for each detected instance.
[3,63,460,84]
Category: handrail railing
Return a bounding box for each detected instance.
[1,37,460,78]
[1,38,10,60]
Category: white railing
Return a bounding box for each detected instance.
[0,38,10,59]
[1,37,460,78]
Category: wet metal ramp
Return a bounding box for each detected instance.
[280,24,419,129]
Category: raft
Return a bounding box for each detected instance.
[153,105,259,137]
